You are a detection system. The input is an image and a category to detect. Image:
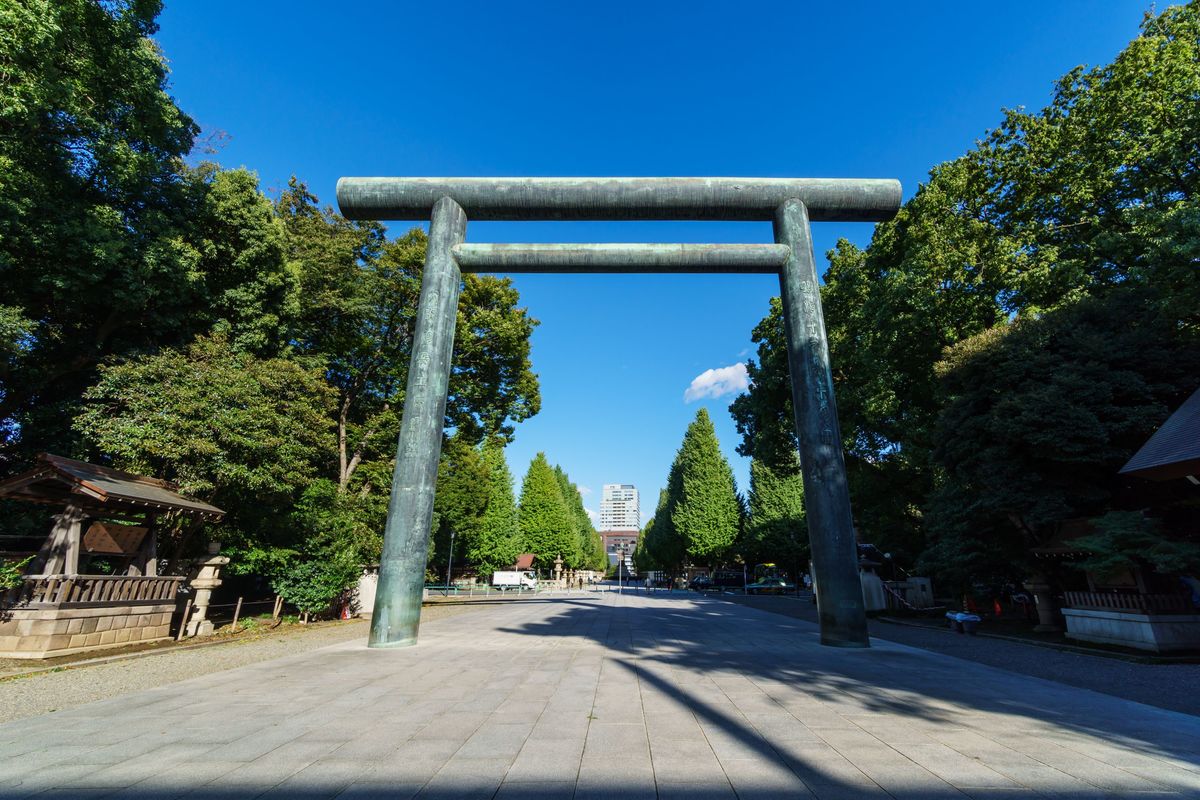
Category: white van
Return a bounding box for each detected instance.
[492,570,538,591]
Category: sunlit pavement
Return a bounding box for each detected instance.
[2,591,1198,799]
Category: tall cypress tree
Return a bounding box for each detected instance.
[649,478,685,571]
[553,464,607,569]
[518,453,578,570]
[745,456,807,573]
[671,408,740,566]
[633,517,657,572]
[469,441,522,577]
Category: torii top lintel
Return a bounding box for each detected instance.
[336,177,902,223]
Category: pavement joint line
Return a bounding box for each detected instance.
[630,651,662,799]
[969,725,1166,793]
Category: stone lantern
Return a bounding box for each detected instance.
[186,552,230,637]
[553,554,563,585]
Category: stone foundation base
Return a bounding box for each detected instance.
[0,603,175,659]
[1063,608,1200,653]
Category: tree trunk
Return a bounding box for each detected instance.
[337,394,352,489]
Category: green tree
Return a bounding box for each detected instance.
[633,518,657,572]
[586,530,608,571]
[73,334,335,565]
[183,165,296,357]
[290,478,383,575]
[276,180,400,490]
[0,3,307,459]
[468,441,523,578]
[732,2,1200,570]
[670,409,740,566]
[277,182,542,495]
[646,483,685,573]
[517,453,578,569]
[554,464,601,569]
[922,288,1200,586]
[1072,512,1200,581]
[971,3,1200,316]
[743,457,807,573]
[271,558,359,620]
[429,434,490,575]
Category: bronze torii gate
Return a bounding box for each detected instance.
[336,177,901,649]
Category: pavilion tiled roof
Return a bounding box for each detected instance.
[1120,386,1200,481]
[0,453,224,520]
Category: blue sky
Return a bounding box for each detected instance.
[157,0,1150,524]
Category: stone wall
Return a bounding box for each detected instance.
[0,602,175,659]
[1062,608,1200,653]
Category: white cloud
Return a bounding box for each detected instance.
[684,363,749,402]
[577,485,593,496]
[584,507,599,523]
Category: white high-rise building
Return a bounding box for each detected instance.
[599,484,640,531]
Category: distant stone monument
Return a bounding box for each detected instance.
[337,177,902,649]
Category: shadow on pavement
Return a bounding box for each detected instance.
[489,592,1200,798]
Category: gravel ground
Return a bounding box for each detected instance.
[719,592,1200,717]
[0,604,474,724]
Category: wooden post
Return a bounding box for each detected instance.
[142,512,158,577]
[176,597,193,642]
[231,596,243,630]
[272,594,282,620]
[36,505,86,575]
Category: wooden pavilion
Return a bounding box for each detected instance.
[1050,387,1200,651]
[0,454,223,658]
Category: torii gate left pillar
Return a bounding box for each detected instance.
[337,177,902,649]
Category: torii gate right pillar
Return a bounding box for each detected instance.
[775,198,869,647]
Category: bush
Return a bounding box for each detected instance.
[0,556,32,591]
[271,558,359,618]
[1073,511,1200,580]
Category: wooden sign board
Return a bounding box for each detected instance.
[83,522,148,555]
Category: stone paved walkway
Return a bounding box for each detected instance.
[1,591,1198,799]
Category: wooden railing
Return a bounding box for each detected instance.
[1063,591,1194,615]
[2,574,184,608]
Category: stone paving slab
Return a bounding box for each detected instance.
[1,591,1199,798]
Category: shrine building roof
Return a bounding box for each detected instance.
[0,453,224,521]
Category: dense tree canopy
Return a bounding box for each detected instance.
[468,442,523,577]
[555,465,607,571]
[731,2,1200,587]
[429,434,490,575]
[0,2,297,460]
[74,334,335,565]
[741,457,806,573]
[277,181,542,494]
[922,288,1200,585]
[0,3,545,601]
